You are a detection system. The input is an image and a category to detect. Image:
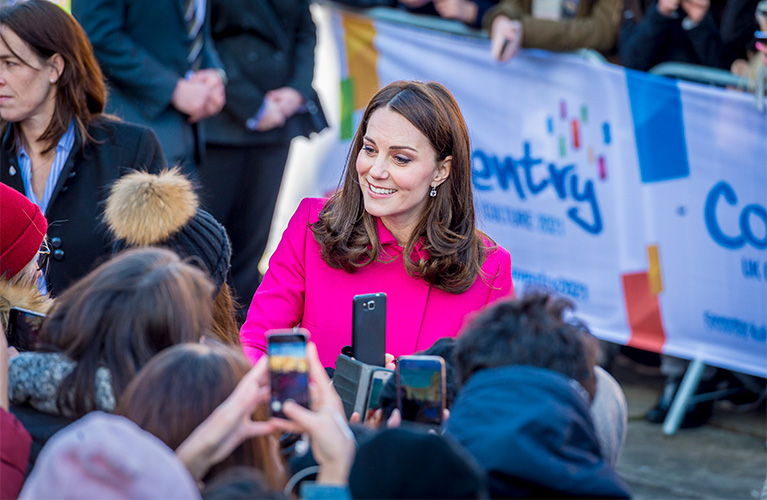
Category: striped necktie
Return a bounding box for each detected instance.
[184,0,204,71]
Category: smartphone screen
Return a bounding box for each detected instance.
[267,330,309,418]
[365,368,394,421]
[7,307,46,352]
[352,293,387,367]
[396,355,446,427]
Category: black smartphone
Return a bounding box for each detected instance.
[6,307,46,352]
[267,329,310,418]
[364,368,394,421]
[352,293,386,367]
[396,355,446,427]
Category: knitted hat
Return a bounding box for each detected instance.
[19,412,201,499]
[104,168,231,293]
[349,427,488,499]
[0,184,47,279]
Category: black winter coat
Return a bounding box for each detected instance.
[0,117,167,295]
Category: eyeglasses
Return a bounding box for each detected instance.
[37,240,51,270]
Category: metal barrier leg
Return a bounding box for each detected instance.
[663,359,706,436]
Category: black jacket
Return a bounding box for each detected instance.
[205,0,328,146]
[446,365,631,499]
[72,0,223,169]
[0,117,167,295]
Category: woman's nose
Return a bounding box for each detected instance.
[369,155,388,179]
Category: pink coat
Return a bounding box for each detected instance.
[240,198,514,367]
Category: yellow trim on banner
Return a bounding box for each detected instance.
[342,14,379,111]
[647,244,663,295]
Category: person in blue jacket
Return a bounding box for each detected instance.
[446,290,631,499]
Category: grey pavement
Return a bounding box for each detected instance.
[611,354,766,499]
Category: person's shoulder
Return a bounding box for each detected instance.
[480,235,511,265]
[87,115,157,141]
[295,197,330,223]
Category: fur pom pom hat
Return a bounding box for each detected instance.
[104,168,231,293]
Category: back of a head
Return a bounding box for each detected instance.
[104,168,238,344]
[454,289,593,389]
[19,412,200,500]
[203,466,288,500]
[39,247,214,417]
[349,427,487,499]
[117,343,284,488]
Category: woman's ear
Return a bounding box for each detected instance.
[433,155,452,187]
[48,53,64,82]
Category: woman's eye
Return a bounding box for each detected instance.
[393,155,411,165]
[362,145,375,154]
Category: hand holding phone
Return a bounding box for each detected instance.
[267,329,310,418]
[6,307,46,352]
[396,355,446,427]
[352,293,387,367]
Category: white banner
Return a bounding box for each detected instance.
[316,8,767,377]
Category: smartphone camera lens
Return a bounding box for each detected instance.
[367,300,375,310]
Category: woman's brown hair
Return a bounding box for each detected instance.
[39,247,214,417]
[117,343,286,488]
[0,0,106,153]
[312,81,487,294]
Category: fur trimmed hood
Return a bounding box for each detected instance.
[103,168,198,246]
[0,279,52,332]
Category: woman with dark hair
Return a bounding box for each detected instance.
[117,342,287,489]
[8,247,214,467]
[0,0,166,296]
[241,80,514,366]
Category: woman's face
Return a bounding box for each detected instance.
[356,107,451,244]
[0,26,59,126]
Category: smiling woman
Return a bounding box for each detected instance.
[240,80,515,367]
[0,0,166,296]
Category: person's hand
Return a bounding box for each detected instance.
[680,0,709,24]
[399,0,432,7]
[256,97,287,132]
[265,87,305,119]
[490,16,524,62]
[434,0,479,25]
[270,342,355,485]
[657,0,680,17]
[171,78,211,123]
[189,69,226,119]
[385,353,395,370]
[175,357,275,481]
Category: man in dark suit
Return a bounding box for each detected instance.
[71,0,227,173]
[200,0,328,317]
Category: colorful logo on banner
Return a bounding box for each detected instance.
[473,98,610,236]
[339,14,379,140]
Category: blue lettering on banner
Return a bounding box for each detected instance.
[512,268,590,301]
[703,311,766,343]
[473,142,602,235]
[704,181,767,250]
[478,201,566,236]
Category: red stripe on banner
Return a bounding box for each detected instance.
[623,271,666,353]
[571,119,580,149]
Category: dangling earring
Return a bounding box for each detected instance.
[429,186,437,198]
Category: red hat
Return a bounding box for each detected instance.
[0,184,47,279]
